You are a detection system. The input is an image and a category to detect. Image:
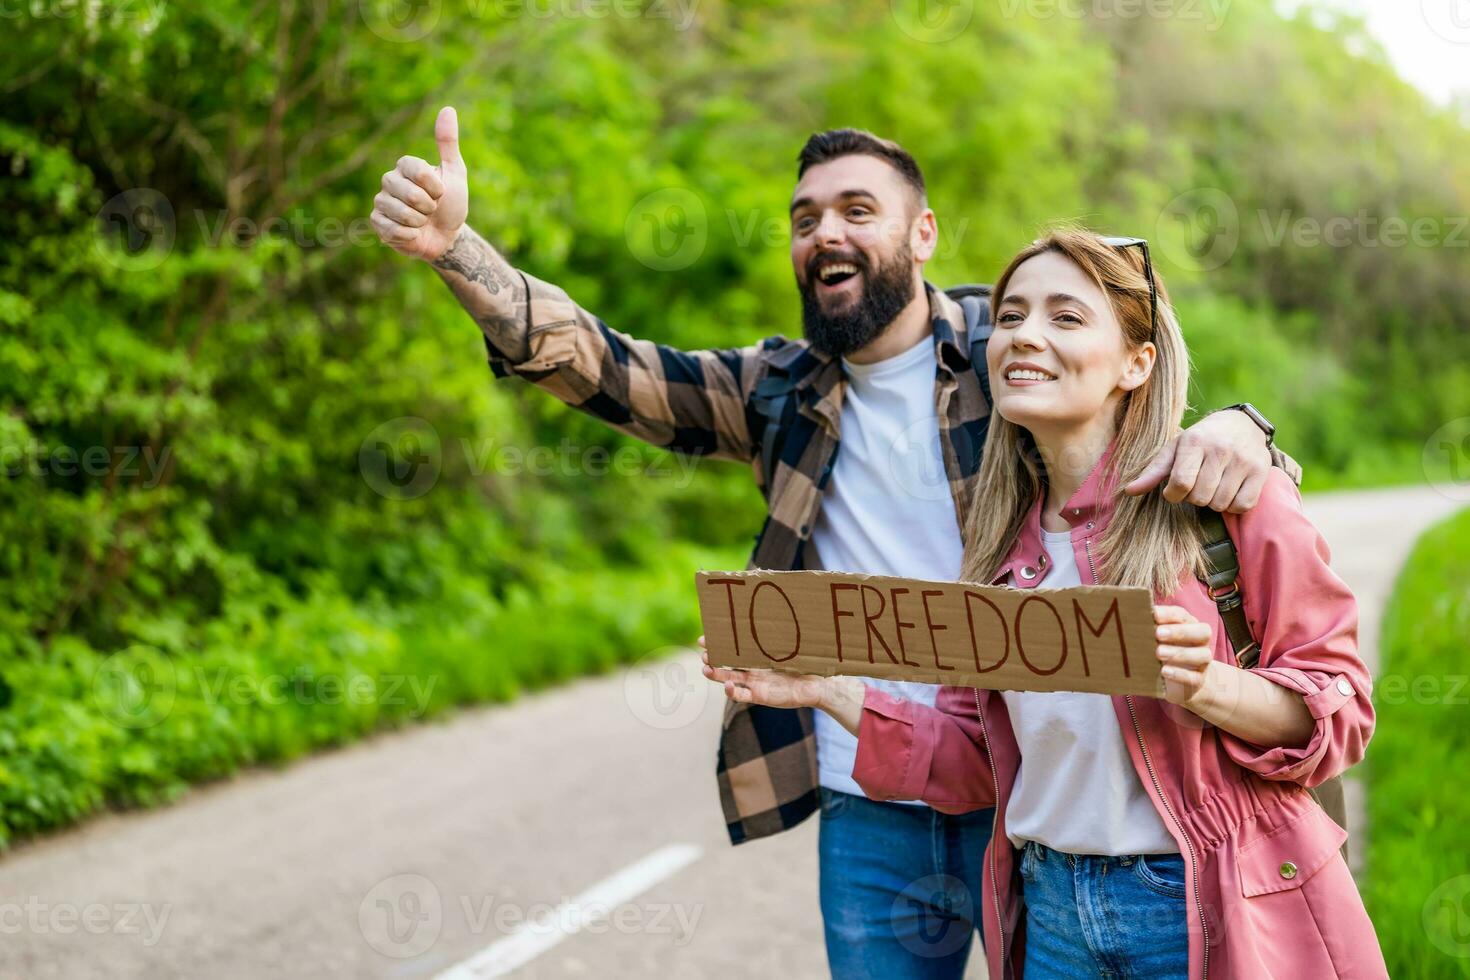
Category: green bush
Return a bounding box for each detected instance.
[0,540,739,847]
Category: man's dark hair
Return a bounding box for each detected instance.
[796,129,926,204]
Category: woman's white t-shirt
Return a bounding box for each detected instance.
[999,527,1179,855]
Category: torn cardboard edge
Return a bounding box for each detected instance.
[697,569,1163,698]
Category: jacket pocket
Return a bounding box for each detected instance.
[1236,803,1348,897]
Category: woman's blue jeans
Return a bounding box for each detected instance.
[1017,839,1190,979]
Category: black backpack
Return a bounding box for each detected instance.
[753,283,1350,852]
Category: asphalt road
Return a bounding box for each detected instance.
[0,485,1459,980]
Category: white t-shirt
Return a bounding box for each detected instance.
[1000,527,1178,855]
[809,336,964,802]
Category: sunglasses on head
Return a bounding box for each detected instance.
[1100,236,1157,338]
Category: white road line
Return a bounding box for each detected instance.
[431,843,704,980]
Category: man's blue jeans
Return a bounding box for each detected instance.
[1017,839,1190,979]
[817,787,995,979]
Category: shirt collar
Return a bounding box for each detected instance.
[925,283,973,375]
[990,435,1125,585]
[1055,436,1123,528]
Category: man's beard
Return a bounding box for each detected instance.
[799,242,917,358]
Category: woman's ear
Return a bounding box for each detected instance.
[1118,341,1157,393]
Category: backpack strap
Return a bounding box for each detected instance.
[1196,505,1260,669]
[944,283,995,408]
[1195,504,1349,854]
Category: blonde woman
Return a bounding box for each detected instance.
[704,229,1387,978]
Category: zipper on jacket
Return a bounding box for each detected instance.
[973,688,1011,979]
[1126,696,1209,979]
[1087,534,1208,976]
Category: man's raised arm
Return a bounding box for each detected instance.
[370,107,761,463]
[431,225,530,363]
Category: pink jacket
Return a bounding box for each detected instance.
[852,443,1387,979]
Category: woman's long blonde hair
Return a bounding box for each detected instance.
[958,229,1207,598]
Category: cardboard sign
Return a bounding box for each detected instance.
[697,570,1162,698]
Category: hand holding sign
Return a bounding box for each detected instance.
[1153,605,1215,707]
[699,636,868,735]
[371,106,471,261]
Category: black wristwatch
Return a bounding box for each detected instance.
[1224,402,1275,448]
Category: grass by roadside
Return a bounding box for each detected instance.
[0,542,743,849]
[1364,505,1470,978]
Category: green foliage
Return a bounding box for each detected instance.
[1094,3,1470,457]
[0,0,1466,849]
[1176,292,1374,488]
[1366,508,1470,979]
[0,539,737,847]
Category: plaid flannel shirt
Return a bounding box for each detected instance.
[482,270,1300,845]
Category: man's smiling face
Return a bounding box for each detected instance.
[789,154,927,357]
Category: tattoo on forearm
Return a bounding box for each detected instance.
[434,226,515,294]
[432,226,530,360]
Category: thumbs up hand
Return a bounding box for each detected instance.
[371,106,470,261]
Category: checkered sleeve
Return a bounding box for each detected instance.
[482,270,762,463]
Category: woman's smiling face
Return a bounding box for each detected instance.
[987,249,1155,436]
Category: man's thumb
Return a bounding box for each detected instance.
[435,106,465,175]
[1124,439,1176,495]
